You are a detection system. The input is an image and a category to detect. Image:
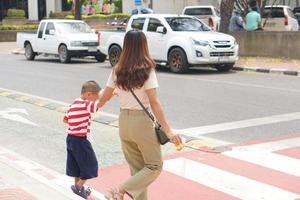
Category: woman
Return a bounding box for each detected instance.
[99,30,182,200]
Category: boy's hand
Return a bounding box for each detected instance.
[63,119,68,123]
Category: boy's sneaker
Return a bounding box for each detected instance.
[71,185,91,199]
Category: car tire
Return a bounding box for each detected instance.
[108,45,121,67]
[168,48,189,73]
[25,42,35,61]
[215,63,234,72]
[95,52,107,62]
[58,44,71,63]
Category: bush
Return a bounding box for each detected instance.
[65,13,131,20]
[49,11,72,19]
[0,25,38,31]
[6,8,26,18]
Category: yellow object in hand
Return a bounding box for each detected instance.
[175,143,184,151]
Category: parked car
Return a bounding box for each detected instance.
[16,19,106,63]
[98,14,239,73]
[293,6,300,29]
[182,6,220,31]
[262,5,299,31]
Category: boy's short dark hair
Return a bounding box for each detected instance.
[81,81,101,94]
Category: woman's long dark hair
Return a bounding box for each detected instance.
[115,30,156,91]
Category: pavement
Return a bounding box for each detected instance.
[3,42,300,77]
[0,93,300,200]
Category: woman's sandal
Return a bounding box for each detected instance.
[104,188,124,200]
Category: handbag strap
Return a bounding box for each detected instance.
[130,89,160,127]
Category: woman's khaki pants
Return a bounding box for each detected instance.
[119,109,163,200]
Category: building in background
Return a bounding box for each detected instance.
[122,0,221,14]
[0,0,71,21]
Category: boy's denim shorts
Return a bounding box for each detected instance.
[66,135,98,180]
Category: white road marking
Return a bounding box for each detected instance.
[164,158,300,200]
[0,108,39,126]
[180,112,300,137]
[223,137,300,177]
[0,87,118,118]
[234,137,300,152]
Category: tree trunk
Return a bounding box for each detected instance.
[74,0,81,20]
[220,0,235,33]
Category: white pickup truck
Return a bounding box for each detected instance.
[17,19,106,63]
[98,14,239,73]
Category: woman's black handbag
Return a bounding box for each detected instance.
[130,90,170,145]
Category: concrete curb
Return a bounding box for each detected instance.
[0,88,119,127]
[233,66,300,77]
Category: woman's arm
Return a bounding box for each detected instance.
[98,86,115,108]
[146,88,182,145]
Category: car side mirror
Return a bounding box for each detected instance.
[156,26,167,34]
[49,29,56,35]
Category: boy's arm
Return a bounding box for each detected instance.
[86,100,100,114]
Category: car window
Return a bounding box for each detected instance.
[184,8,213,16]
[56,22,93,34]
[38,22,46,38]
[45,22,55,35]
[263,8,284,18]
[165,17,210,31]
[147,18,163,32]
[131,18,146,30]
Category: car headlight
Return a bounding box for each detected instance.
[192,39,210,47]
[70,41,83,46]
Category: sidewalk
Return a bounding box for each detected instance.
[235,57,300,76]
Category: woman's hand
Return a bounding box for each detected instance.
[166,130,182,145]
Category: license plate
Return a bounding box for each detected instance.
[218,56,229,62]
[88,47,97,52]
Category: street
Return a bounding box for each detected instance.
[0,53,300,199]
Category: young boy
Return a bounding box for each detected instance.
[64,80,101,199]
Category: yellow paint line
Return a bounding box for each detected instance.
[0,92,11,97]
[34,101,49,107]
[15,96,31,101]
[108,120,119,127]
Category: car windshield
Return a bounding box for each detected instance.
[262,8,285,18]
[56,22,93,34]
[184,8,213,15]
[165,17,211,31]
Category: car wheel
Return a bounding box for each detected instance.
[168,48,189,73]
[95,52,107,63]
[58,44,71,63]
[215,63,234,72]
[108,45,121,67]
[25,43,35,60]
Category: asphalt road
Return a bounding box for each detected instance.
[1,54,300,144]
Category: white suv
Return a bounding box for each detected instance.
[262,5,299,31]
[182,6,220,31]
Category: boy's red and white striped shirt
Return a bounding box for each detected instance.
[64,98,99,137]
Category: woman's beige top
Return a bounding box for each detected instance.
[106,70,159,110]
